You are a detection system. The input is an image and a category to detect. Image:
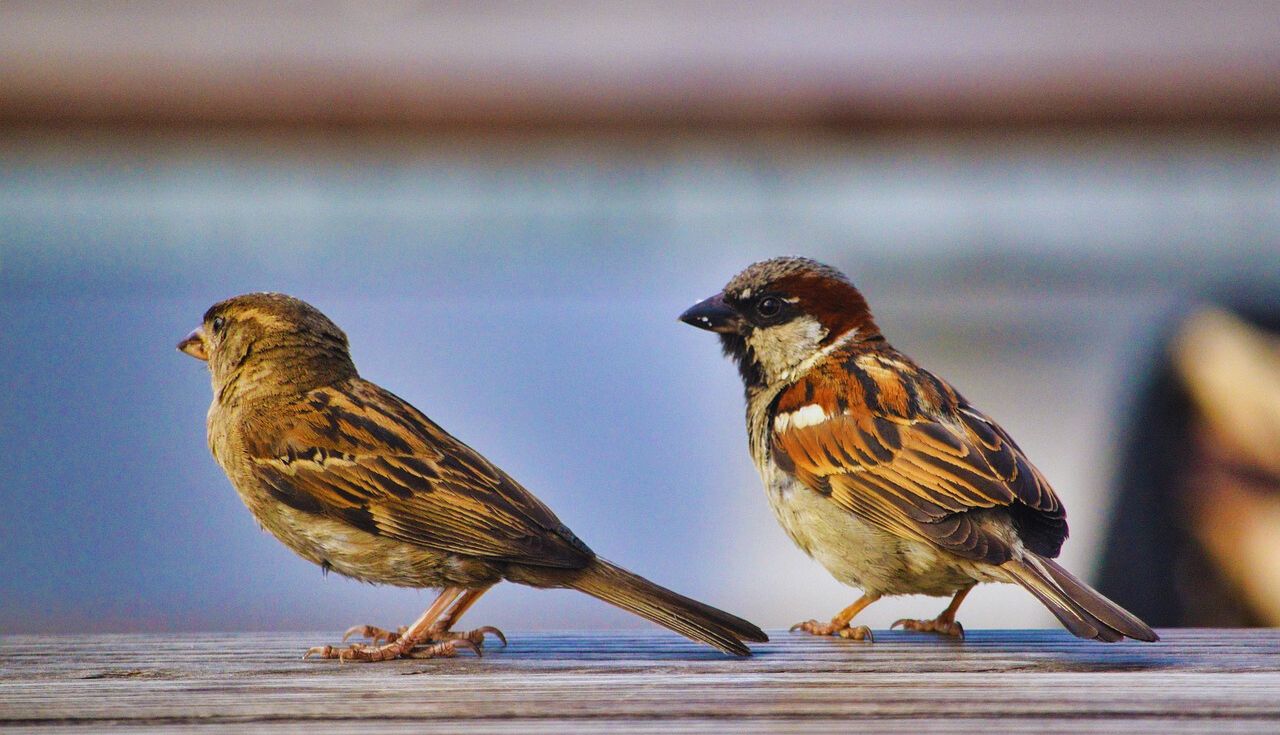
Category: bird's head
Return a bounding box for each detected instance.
[179,292,356,402]
[680,256,880,389]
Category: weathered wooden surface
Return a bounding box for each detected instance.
[2,629,1279,733]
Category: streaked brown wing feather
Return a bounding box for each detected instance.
[248,379,593,569]
[772,352,1065,564]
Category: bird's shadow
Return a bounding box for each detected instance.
[753,628,1191,673]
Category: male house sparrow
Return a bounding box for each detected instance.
[680,257,1157,642]
[179,292,766,660]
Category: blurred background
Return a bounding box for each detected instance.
[3,1,1279,637]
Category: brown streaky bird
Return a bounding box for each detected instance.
[179,292,766,660]
[680,257,1157,643]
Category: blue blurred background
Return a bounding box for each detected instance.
[2,2,1279,635]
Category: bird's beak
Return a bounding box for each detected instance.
[679,293,744,334]
[178,327,209,361]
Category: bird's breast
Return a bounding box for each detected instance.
[204,405,501,590]
[752,452,991,597]
[754,454,895,588]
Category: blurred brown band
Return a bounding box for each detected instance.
[3,2,1279,128]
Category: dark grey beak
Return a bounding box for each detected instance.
[679,293,743,334]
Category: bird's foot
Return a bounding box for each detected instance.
[304,636,482,662]
[341,624,407,645]
[891,616,965,639]
[426,624,508,647]
[342,622,505,648]
[306,621,506,661]
[789,619,874,642]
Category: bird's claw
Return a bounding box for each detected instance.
[789,619,824,634]
[789,619,873,642]
[837,625,874,641]
[475,625,507,646]
[303,637,482,662]
[432,625,507,647]
[305,623,498,662]
[342,624,405,645]
[407,638,482,659]
[303,645,334,660]
[891,617,965,639]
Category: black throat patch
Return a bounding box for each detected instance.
[719,332,765,394]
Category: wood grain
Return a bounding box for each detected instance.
[2,629,1279,733]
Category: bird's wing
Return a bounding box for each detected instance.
[770,351,1066,564]
[245,379,594,569]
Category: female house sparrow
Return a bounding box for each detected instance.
[680,257,1157,642]
[179,293,766,660]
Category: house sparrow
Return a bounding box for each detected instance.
[680,257,1157,642]
[179,292,766,660]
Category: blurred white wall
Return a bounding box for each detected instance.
[2,1,1279,636]
[4,127,1277,634]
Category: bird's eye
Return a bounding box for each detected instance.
[212,316,226,333]
[756,296,783,318]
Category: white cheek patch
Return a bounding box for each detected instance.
[775,403,829,432]
[746,316,829,383]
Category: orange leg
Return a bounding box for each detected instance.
[305,586,500,662]
[790,593,880,641]
[892,585,973,639]
[424,586,507,647]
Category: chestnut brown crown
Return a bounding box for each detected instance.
[728,257,878,338]
[680,256,881,389]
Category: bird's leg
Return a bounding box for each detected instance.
[337,587,499,647]
[305,587,482,662]
[892,584,973,638]
[422,586,507,648]
[790,593,880,641]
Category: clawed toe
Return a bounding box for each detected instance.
[891,617,965,639]
[460,625,507,647]
[306,621,502,662]
[308,587,500,663]
[407,639,482,659]
[342,624,405,645]
[303,645,336,660]
[304,642,397,662]
[836,625,874,641]
[424,624,507,647]
[303,637,484,662]
[789,619,873,642]
[789,619,827,634]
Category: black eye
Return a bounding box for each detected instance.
[756,296,783,318]
[212,316,226,333]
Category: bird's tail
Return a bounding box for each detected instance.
[566,558,768,656]
[1002,554,1158,642]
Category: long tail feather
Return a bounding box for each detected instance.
[1003,554,1158,643]
[566,558,768,656]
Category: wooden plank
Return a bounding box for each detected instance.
[2,629,1279,733]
